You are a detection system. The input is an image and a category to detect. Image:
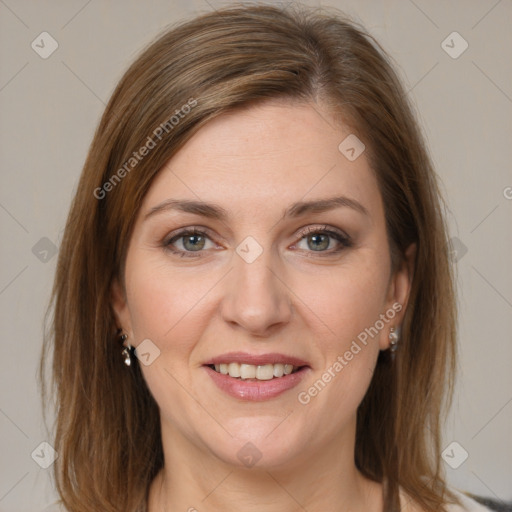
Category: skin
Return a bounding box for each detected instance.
[112,99,416,512]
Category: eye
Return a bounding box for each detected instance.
[293,225,352,255]
[163,225,352,258]
[164,228,217,257]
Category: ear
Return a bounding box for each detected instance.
[379,243,416,350]
[111,278,133,339]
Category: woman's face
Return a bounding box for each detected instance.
[112,99,412,470]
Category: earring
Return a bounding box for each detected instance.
[120,332,132,367]
[389,327,399,360]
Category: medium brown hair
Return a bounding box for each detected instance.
[40,4,459,511]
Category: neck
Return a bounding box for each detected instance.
[148,420,383,512]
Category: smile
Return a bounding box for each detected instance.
[209,362,302,380]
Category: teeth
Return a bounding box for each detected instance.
[273,363,284,377]
[240,364,256,379]
[228,362,241,377]
[211,362,301,380]
[256,364,274,380]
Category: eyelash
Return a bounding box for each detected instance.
[163,225,352,259]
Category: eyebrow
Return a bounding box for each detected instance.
[144,195,369,222]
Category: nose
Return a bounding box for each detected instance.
[220,248,293,337]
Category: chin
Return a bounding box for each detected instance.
[201,417,308,470]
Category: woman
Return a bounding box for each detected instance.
[40,4,502,511]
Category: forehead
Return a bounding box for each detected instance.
[140,100,382,221]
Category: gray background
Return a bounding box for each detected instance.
[0,0,511,510]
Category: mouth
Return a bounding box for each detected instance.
[206,362,304,380]
[202,352,311,401]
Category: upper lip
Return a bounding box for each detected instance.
[203,351,310,367]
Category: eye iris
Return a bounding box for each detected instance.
[308,233,329,251]
[183,234,205,251]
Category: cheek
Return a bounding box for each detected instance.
[297,252,391,349]
[123,256,218,434]
[123,253,221,402]
[125,253,214,345]
[292,250,391,408]
[294,277,387,436]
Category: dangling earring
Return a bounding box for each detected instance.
[120,332,132,367]
[389,327,399,360]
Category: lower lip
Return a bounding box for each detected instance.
[203,365,310,401]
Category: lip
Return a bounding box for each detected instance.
[203,351,310,367]
[204,365,310,401]
[202,352,311,402]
